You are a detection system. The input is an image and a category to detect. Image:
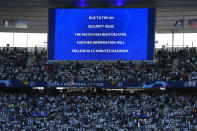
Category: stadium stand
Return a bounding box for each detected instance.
[0,89,196,130]
[0,47,196,129]
[0,47,196,82]
[1,0,197,130]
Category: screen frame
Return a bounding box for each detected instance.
[48,8,155,61]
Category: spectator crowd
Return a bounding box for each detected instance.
[0,47,196,82]
[0,90,196,130]
[0,47,197,130]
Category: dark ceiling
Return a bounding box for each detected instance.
[1,0,197,33]
[2,0,197,8]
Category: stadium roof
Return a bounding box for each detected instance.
[1,0,197,33]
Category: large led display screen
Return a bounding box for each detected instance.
[48,8,155,60]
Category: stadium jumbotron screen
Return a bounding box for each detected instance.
[48,8,155,60]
